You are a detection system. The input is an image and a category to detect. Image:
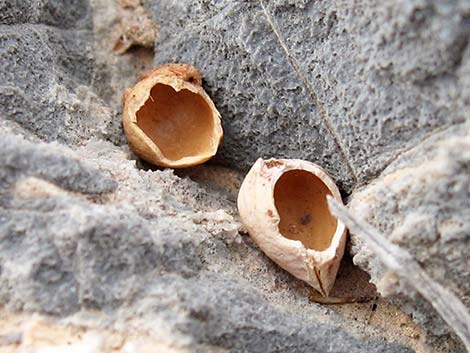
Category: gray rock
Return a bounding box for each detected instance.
[0,134,413,352]
[0,0,90,28]
[348,124,470,351]
[0,0,121,146]
[0,138,200,315]
[150,0,469,192]
[151,1,355,191]
[130,273,413,353]
[0,134,117,198]
[149,3,470,345]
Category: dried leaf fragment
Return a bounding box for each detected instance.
[113,5,157,54]
[237,158,347,296]
[122,64,223,168]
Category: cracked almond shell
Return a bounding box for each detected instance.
[237,158,347,296]
[122,63,223,168]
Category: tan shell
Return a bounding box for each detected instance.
[237,158,347,296]
[122,63,223,168]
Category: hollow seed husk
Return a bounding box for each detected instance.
[122,63,223,168]
[237,158,347,296]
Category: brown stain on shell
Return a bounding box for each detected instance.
[264,160,285,168]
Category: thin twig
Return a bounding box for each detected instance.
[257,0,358,183]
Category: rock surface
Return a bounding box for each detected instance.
[150,0,469,350]
[0,0,468,352]
[348,124,470,350]
[151,0,469,192]
[0,132,419,352]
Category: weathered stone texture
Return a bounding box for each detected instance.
[348,124,470,349]
[0,0,468,351]
[151,0,469,192]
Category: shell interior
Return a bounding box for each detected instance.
[273,170,338,251]
[136,83,216,161]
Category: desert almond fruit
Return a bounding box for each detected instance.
[237,158,347,296]
[122,63,223,168]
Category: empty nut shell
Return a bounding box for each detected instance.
[237,158,347,296]
[122,63,223,168]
